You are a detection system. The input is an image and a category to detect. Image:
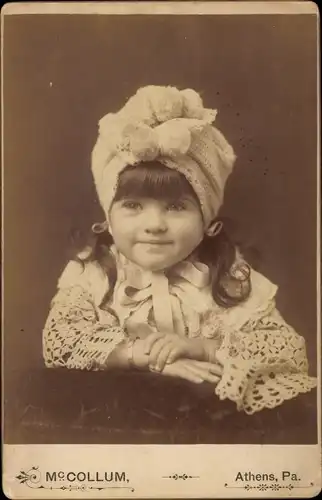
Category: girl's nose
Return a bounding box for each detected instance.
[144,207,167,234]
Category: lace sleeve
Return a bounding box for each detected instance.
[214,302,317,414]
[42,285,125,370]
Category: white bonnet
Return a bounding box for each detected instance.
[91,85,236,228]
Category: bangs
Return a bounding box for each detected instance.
[113,162,199,203]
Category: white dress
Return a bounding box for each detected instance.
[42,250,317,415]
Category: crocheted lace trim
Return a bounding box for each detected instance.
[213,306,317,414]
[43,286,125,370]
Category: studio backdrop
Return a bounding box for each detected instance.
[4,13,317,424]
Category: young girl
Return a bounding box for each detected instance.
[43,85,317,415]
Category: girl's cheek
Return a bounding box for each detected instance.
[117,210,138,222]
[118,213,141,234]
[171,211,202,228]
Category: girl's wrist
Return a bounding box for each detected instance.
[131,338,150,369]
[103,338,149,370]
[104,340,134,369]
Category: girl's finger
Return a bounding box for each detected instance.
[185,359,222,377]
[154,344,174,372]
[163,363,204,384]
[166,360,205,384]
[187,360,223,377]
[189,367,220,384]
[144,333,164,354]
[179,359,220,384]
[166,346,182,365]
[149,338,172,369]
[178,368,204,384]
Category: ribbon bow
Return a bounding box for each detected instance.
[112,258,211,338]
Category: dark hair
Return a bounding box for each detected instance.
[74,162,251,307]
[113,162,199,204]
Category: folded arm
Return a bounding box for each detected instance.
[42,285,221,386]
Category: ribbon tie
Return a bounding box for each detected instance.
[112,256,212,338]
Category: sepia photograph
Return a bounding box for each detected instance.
[2,2,320,498]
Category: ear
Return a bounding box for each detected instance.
[206,220,223,237]
[91,221,109,234]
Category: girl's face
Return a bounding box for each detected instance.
[109,194,204,271]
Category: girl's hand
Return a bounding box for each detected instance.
[161,358,223,384]
[144,333,208,372]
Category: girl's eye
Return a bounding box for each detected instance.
[122,200,142,210]
[167,202,186,211]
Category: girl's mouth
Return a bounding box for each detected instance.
[138,240,172,245]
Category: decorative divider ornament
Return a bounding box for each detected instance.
[224,481,315,492]
[162,473,200,480]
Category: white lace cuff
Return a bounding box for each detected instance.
[214,306,317,414]
[43,285,125,371]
